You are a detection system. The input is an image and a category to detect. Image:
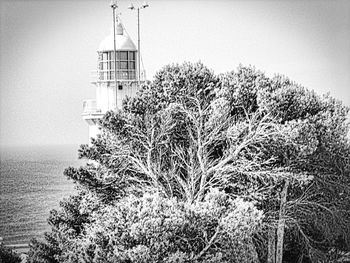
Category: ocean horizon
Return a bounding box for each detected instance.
[0,144,84,247]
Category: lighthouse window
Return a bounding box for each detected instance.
[129,51,135,60]
[101,62,108,69]
[129,61,135,70]
[120,61,128,69]
[119,51,128,60]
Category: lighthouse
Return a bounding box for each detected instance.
[82,2,143,144]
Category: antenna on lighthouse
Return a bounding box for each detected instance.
[110,0,118,96]
[129,2,149,86]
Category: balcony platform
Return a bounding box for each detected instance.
[82,99,104,124]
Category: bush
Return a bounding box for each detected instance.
[0,244,21,263]
[59,190,263,263]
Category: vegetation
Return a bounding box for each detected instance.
[28,62,350,263]
[0,244,22,263]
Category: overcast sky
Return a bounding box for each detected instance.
[0,0,349,147]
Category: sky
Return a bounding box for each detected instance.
[0,0,349,147]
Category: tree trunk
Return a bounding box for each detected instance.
[276,179,289,263]
[267,227,276,263]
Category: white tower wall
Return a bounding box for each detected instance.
[89,123,100,141]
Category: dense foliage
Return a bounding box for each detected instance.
[0,244,22,263]
[28,62,350,263]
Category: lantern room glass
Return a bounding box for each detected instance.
[98,51,136,81]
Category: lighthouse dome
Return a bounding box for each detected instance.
[98,22,137,52]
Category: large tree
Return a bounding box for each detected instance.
[28,62,350,263]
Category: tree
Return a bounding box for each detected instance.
[0,244,22,263]
[28,62,350,263]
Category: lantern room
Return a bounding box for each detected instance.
[96,22,137,82]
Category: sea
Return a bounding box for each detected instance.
[0,144,84,249]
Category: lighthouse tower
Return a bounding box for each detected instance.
[82,15,141,144]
